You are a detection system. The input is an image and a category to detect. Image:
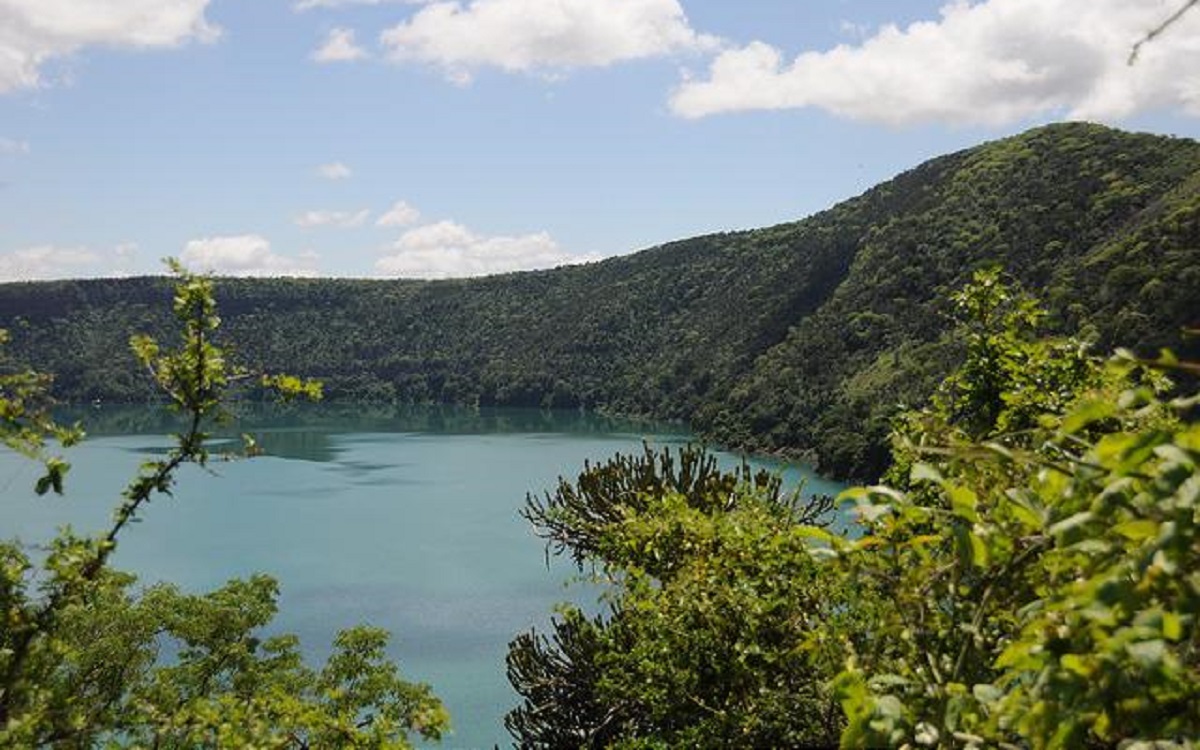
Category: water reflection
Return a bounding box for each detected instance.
[61,403,688,464]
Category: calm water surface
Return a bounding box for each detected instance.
[0,404,843,749]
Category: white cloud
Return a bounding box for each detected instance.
[670,0,1200,125]
[295,208,370,228]
[0,137,29,154]
[838,20,871,40]
[375,219,595,278]
[181,234,318,277]
[296,0,420,10]
[312,27,368,62]
[380,0,719,82]
[0,0,219,94]
[376,200,421,227]
[316,161,352,180]
[0,245,100,281]
[113,241,138,266]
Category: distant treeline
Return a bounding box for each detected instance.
[2,122,1197,480]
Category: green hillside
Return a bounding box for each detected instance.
[2,122,1197,480]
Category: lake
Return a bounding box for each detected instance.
[0,403,844,749]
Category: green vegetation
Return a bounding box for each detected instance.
[507,447,844,748]
[507,270,1200,748]
[2,124,1198,746]
[0,267,446,747]
[1,123,1197,481]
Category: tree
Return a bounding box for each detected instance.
[506,445,841,748]
[0,264,447,747]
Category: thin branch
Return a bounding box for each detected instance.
[0,289,215,724]
[1130,0,1199,63]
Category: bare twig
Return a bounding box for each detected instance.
[1130,0,1199,63]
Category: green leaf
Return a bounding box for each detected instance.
[874,694,905,720]
[1113,519,1158,541]
[856,502,893,524]
[34,458,69,496]
[1061,398,1116,434]
[1003,491,1042,529]
[837,486,872,503]
[972,683,1001,704]
[1126,639,1166,666]
[1163,611,1183,641]
[968,531,989,568]
[995,641,1038,671]
[1153,444,1195,468]
[1048,511,1093,537]
[910,462,943,484]
[952,525,989,569]
[1061,653,1092,677]
[793,525,838,545]
[948,484,979,523]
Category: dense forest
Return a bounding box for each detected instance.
[2,122,1197,480]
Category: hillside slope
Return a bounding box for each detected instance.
[2,122,1197,480]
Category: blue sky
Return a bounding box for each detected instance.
[1,0,1198,279]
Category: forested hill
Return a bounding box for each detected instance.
[2,122,1198,480]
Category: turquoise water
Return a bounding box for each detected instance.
[0,404,843,749]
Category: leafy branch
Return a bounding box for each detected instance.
[0,262,443,748]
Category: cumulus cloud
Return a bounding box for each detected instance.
[295,208,370,228]
[376,200,421,227]
[181,234,318,277]
[0,0,219,94]
[670,0,1200,125]
[380,0,719,82]
[375,219,594,278]
[316,161,352,180]
[0,245,100,281]
[0,137,30,154]
[312,27,368,62]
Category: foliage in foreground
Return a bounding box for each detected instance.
[0,265,446,747]
[832,271,1198,747]
[508,446,842,749]
[508,270,1200,748]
